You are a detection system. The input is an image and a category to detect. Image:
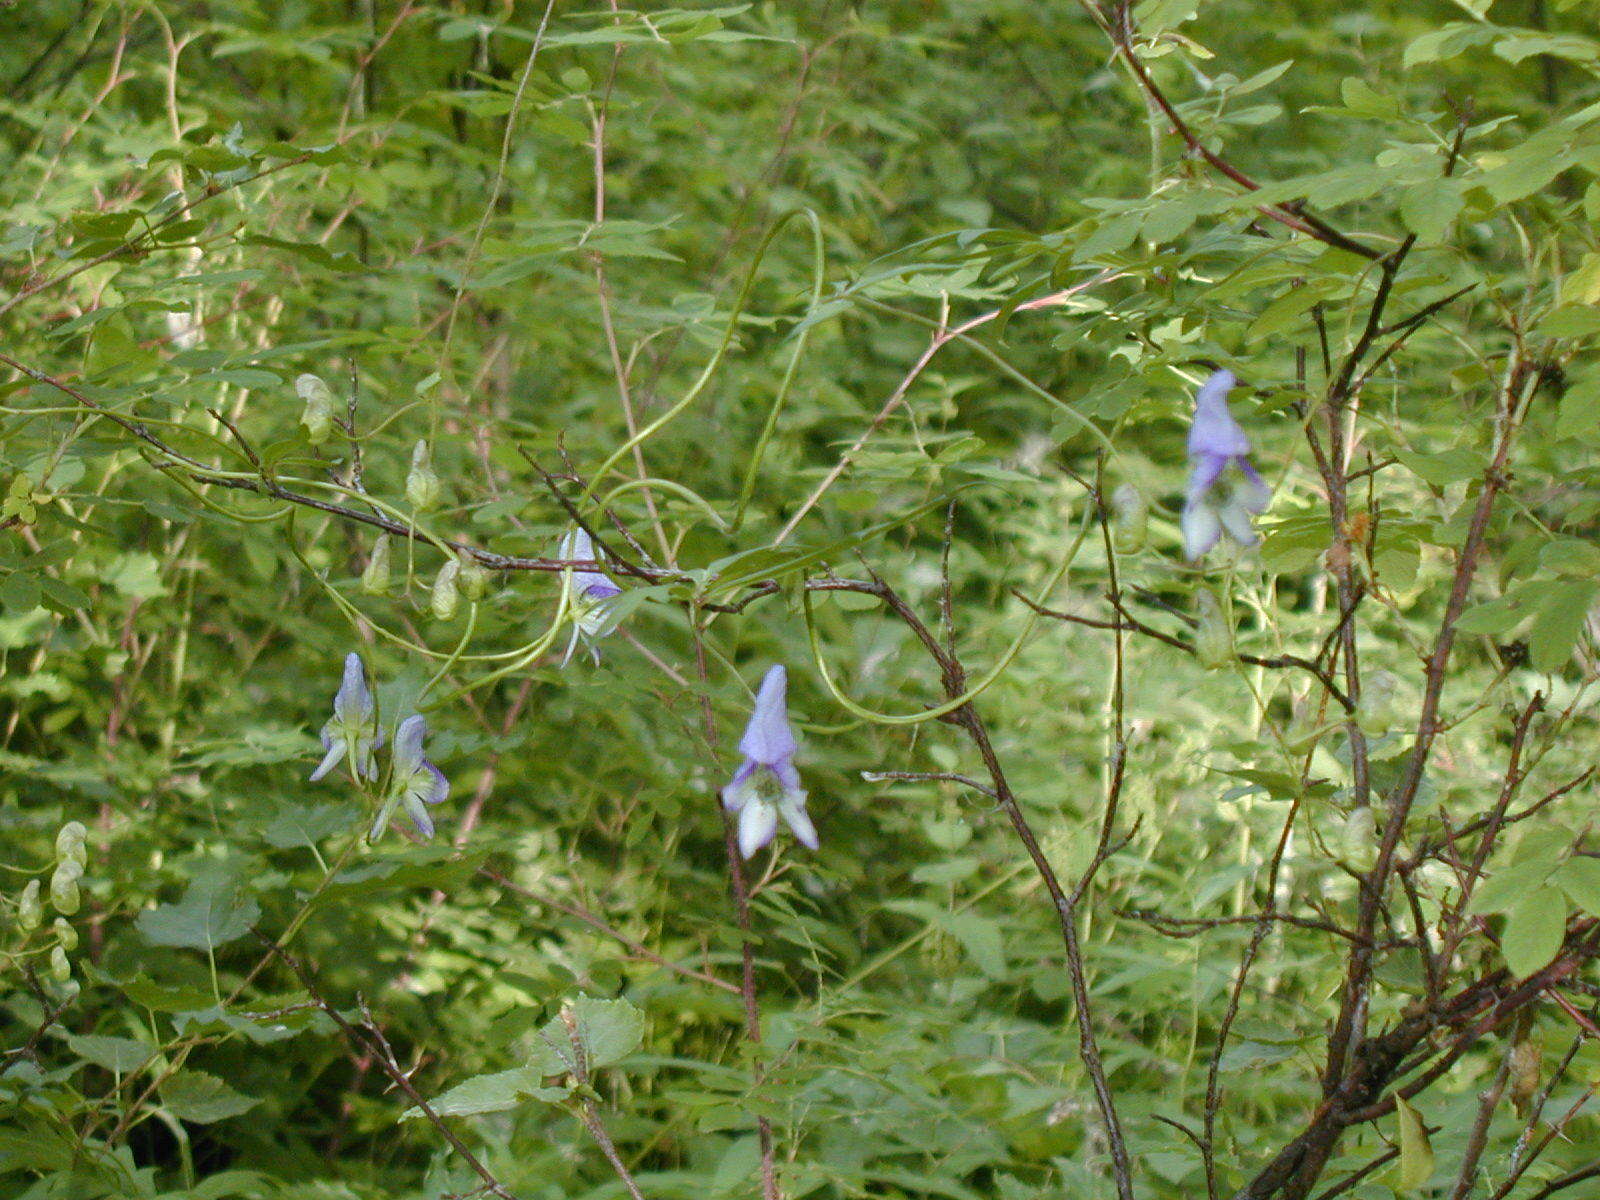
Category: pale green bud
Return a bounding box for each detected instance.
[1337,806,1377,871]
[430,558,460,620]
[458,554,490,601]
[55,821,87,865]
[53,918,77,951]
[17,879,41,932]
[1110,483,1147,553]
[295,373,338,444]
[1359,670,1399,735]
[406,440,440,510]
[361,534,393,594]
[50,860,82,916]
[49,944,70,984]
[1193,589,1234,670]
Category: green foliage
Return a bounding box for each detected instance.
[4,1,1600,1199]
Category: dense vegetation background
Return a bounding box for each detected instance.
[5,1,1600,1197]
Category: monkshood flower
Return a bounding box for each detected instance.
[721,665,818,859]
[310,652,383,782]
[371,714,450,840]
[1182,369,1271,560]
[558,527,623,667]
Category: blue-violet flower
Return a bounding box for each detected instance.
[1182,369,1271,560]
[558,528,623,667]
[721,665,818,858]
[310,652,383,782]
[373,714,450,840]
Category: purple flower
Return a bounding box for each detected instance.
[310,652,383,782]
[721,665,818,858]
[1182,369,1271,560]
[373,714,450,840]
[558,528,623,667]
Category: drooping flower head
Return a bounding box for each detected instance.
[310,652,384,782]
[558,527,623,666]
[1182,369,1271,560]
[721,665,818,859]
[371,714,450,841]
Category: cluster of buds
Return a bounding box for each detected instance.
[12,821,88,994]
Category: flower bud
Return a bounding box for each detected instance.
[50,860,82,916]
[49,944,70,984]
[1336,806,1377,871]
[1510,1035,1542,1116]
[53,918,77,951]
[1110,483,1147,553]
[361,534,393,594]
[1359,669,1399,736]
[55,820,87,865]
[406,440,440,510]
[1193,589,1234,670]
[295,373,338,445]
[430,558,460,620]
[17,879,42,932]
[458,554,490,601]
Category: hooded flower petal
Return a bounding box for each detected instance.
[1181,369,1270,559]
[333,652,375,724]
[557,529,623,667]
[721,666,815,857]
[1187,370,1250,460]
[311,652,383,781]
[737,665,797,766]
[559,529,622,601]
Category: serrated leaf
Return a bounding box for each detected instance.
[529,996,646,1075]
[402,1067,567,1119]
[65,1034,156,1074]
[160,1070,260,1122]
[1527,579,1598,672]
[135,866,260,951]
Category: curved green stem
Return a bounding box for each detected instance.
[803,504,1096,725]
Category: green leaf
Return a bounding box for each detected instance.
[1563,252,1600,306]
[259,801,352,849]
[1555,856,1600,916]
[104,552,168,599]
[528,996,646,1075]
[945,912,1008,980]
[402,1067,567,1120]
[1527,580,1598,673]
[135,866,261,951]
[1399,180,1464,243]
[159,1070,261,1123]
[0,570,41,615]
[1501,888,1567,977]
[1393,1095,1434,1191]
[65,1034,156,1074]
[1469,856,1559,915]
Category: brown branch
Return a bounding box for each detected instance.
[1088,1,1380,260]
[267,942,521,1200]
[1017,592,1354,711]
